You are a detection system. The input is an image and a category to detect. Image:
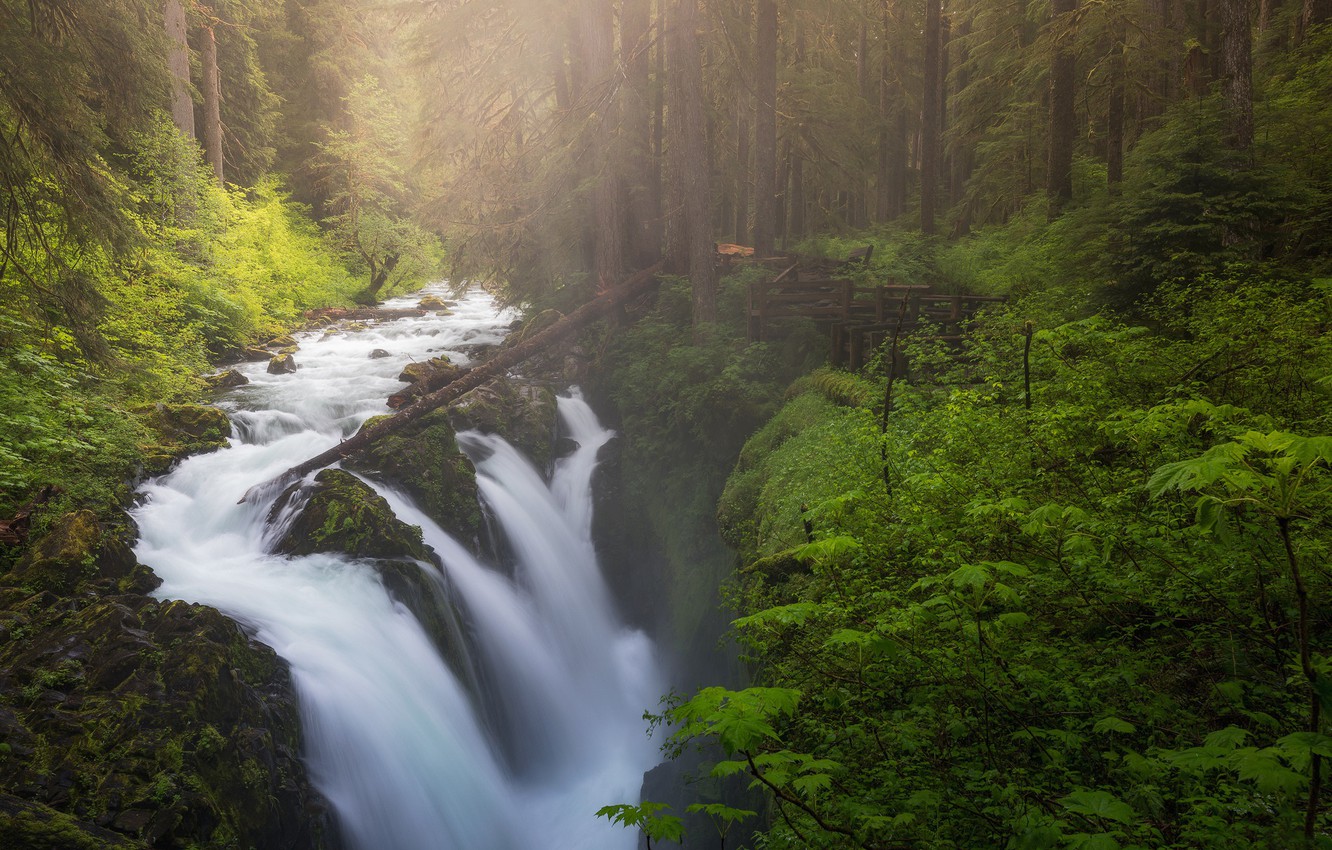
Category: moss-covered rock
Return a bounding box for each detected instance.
[267,353,298,374]
[398,356,463,386]
[146,404,231,447]
[416,295,454,312]
[137,404,232,475]
[204,369,248,390]
[449,379,559,469]
[0,796,145,849]
[0,522,332,850]
[345,410,483,545]
[272,469,428,560]
[4,511,149,595]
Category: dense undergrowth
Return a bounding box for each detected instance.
[597,57,1332,848]
[0,119,370,524]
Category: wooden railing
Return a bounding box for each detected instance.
[747,269,1006,369]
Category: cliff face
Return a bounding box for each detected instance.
[0,510,336,850]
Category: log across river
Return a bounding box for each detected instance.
[133,285,664,850]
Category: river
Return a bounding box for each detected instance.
[132,285,663,849]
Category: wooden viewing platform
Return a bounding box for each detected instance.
[746,261,1006,369]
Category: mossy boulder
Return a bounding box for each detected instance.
[138,404,231,475]
[146,404,230,447]
[267,354,298,374]
[266,334,297,348]
[398,356,463,386]
[204,369,248,390]
[272,469,428,560]
[449,379,559,469]
[417,295,454,312]
[5,511,150,595]
[0,796,145,849]
[344,410,483,545]
[0,523,332,850]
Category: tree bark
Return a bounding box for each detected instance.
[1047,0,1077,216]
[753,0,778,256]
[1107,33,1126,190]
[676,0,717,325]
[201,16,224,185]
[246,264,664,502]
[789,137,804,241]
[164,0,194,139]
[622,0,658,266]
[921,0,941,234]
[577,0,624,291]
[1221,0,1253,150]
[735,109,751,242]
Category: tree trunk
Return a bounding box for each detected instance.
[247,264,664,502]
[735,109,751,242]
[164,0,194,139]
[1221,0,1253,150]
[622,0,658,266]
[921,0,941,234]
[950,15,974,234]
[1047,0,1077,216]
[578,0,624,291]
[753,0,778,256]
[678,0,716,325]
[938,9,952,210]
[1107,33,1126,190]
[652,0,666,241]
[201,16,224,185]
[789,136,803,241]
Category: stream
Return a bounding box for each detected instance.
[132,286,663,849]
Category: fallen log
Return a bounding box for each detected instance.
[242,263,662,503]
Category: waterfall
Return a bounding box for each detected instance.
[133,287,662,850]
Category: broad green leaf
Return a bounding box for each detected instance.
[1093,717,1136,735]
[1060,790,1136,825]
[685,803,756,824]
[1278,731,1332,759]
[733,603,819,630]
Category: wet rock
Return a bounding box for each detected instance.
[266,334,297,348]
[369,349,392,359]
[345,410,482,546]
[5,510,101,594]
[449,379,559,469]
[398,356,463,386]
[375,560,476,685]
[271,469,428,560]
[138,404,231,474]
[149,404,231,445]
[0,795,144,848]
[0,525,333,850]
[240,347,271,362]
[389,357,467,409]
[267,354,298,374]
[204,369,249,390]
[417,295,454,312]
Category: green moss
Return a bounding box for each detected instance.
[5,510,101,593]
[448,380,559,469]
[275,469,428,559]
[0,797,145,849]
[346,409,483,544]
[717,391,881,563]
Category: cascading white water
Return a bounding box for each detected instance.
[133,286,662,850]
